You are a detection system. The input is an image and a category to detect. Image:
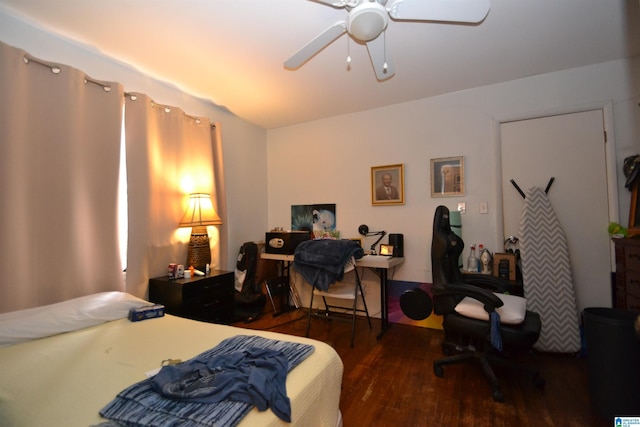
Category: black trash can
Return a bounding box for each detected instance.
[583,307,640,419]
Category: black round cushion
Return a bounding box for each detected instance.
[400,288,433,321]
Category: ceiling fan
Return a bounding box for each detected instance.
[284,0,491,81]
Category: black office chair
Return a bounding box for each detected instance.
[429,205,544,402]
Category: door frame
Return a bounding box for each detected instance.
[491,102,620,270]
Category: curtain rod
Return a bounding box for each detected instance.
[125,92,214,128]
[23,54,112,92]
[22,53,214,127]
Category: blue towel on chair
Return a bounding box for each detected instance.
[293,240,364,291]
[490,311,503,351]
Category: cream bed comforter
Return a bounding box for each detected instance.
[0,293,343,427]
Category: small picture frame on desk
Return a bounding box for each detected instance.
[349,237,363,248]
[493,252,516,281]
[379,244,394,256]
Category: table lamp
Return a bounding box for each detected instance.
[358,224,387,255]
[178,193,222,271]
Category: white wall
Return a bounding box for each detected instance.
[3,5,639,309]
[0,8,269,272]
[267,56,640,310]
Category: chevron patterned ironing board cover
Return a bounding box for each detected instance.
[519,186,581,353]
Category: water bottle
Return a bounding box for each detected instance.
[467,244,478,272]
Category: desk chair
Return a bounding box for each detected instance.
[306,257,372,347]
[430,205,544,402]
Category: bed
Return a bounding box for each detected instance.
[0,292,343,426]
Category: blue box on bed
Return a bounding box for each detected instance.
[128,304,165,322]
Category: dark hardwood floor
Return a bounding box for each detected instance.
[233,308,611,427]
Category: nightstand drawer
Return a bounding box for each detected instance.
[624,244,640,272]
[613,238,640,312]
[627,270,640,298]
[184,287,233,316]
[186,299,234,323]
[183,280,233,300]
[627,294,640,311]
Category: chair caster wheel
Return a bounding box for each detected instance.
[492,390,504,402]
[433,363,444,378]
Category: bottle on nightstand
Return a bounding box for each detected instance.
[467,244,478,272]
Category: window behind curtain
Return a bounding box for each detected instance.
[123,93,217,299]
[118,113,128,272]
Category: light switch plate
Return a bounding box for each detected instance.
[458,202,466,214]
[479,201,488,214]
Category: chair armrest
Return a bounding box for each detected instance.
[461,273,511,293]
[435,282,504,313]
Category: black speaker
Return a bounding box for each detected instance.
[388,233,404,257]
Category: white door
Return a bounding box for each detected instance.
[500,109,612,310]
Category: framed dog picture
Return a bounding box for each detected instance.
[430,156,464,197]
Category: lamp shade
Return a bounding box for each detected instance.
[178,193,222,228]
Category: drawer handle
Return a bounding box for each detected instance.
[202,284,228,290]
[202,301,222,308]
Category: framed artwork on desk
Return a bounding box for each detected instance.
[430,156,464,197]
[371,164,405,206]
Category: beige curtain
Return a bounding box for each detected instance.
[211,124,228,269]
[0,41,124,313]
[124,93,218,299]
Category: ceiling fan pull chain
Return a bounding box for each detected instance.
[382,31,388,72]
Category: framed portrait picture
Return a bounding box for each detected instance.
[430,156,464,197]
[371,164,404,205]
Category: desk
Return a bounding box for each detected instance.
[261,253,404,339]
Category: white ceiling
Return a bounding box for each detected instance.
[1,0,639,129]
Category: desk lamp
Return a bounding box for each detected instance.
[358,224,386,255]
[178,193,222,271]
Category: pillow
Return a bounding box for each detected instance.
[0,292,151,347]
[454,292,527,325]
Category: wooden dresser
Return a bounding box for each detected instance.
[613,237,640,311]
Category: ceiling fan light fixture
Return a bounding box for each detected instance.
[348,2,388,42]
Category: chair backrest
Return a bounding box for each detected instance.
[343,256,357,274]
[431,206,465,285]
[431,205,466,313]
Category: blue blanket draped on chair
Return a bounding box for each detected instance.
[293,239,364,291]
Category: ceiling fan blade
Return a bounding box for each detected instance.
[388,0,490,23]
[284,22,347,69]
[366,35,395,81]
[310,0,349,7]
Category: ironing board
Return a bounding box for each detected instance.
[518,186,581,353]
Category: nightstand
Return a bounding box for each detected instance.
[149,270,235,324]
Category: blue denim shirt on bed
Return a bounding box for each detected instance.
[151,347,291,422]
